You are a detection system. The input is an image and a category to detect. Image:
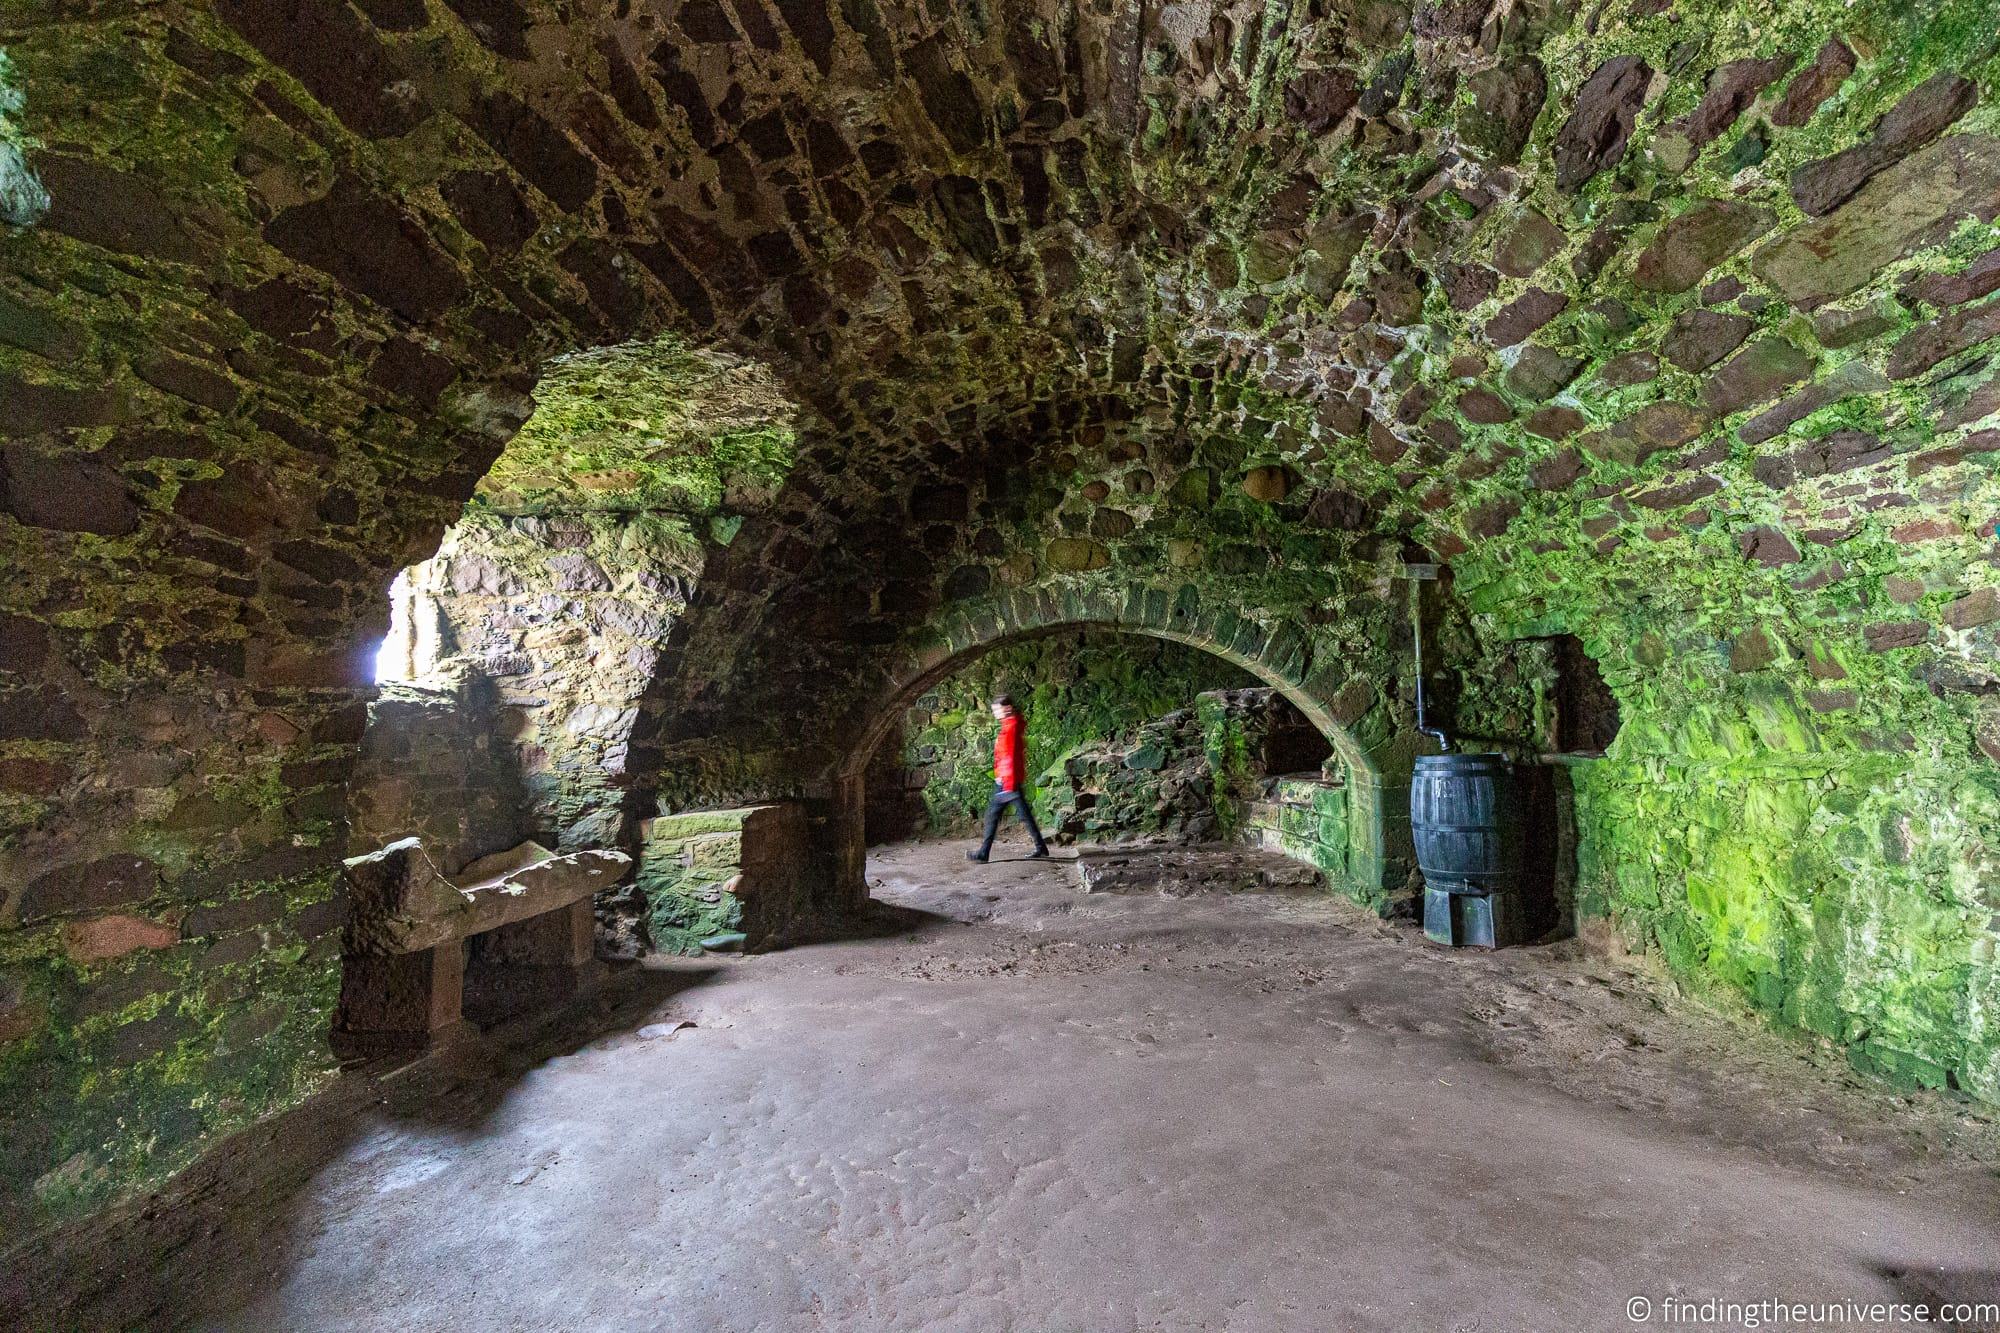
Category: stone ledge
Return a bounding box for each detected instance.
[343,837,630,956]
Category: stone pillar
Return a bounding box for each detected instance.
[1346,771,1417,913]
[829,773,869,914]
[331,943,468,1060]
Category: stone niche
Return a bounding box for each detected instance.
[625,804,820,956]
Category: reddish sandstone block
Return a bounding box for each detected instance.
[64,915,180,964]
[1891,518,1958,545]
[1942,588,1999,630]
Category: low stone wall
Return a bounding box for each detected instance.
[1043,704,1229,843]
[1242,773,1361,901]
[629,804,818,956]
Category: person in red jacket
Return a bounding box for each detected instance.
[967,694,1049,862]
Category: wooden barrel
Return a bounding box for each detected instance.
[1411,753,1522,896]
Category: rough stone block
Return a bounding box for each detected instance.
[1662,309,1754,373]
[637,803,815,954]
[1887,296,2000,380]
[1942,588,1999,631]
[1771,38,1855,128]
[1680,55,1793,151]
[265,178,467,323]
[332,944,469,1058]
[1552,56,1651,191]
[63,916,180,965]
[181,891,289,939]
[343,837,630,956]
[1484,288,1567,346]
[1701,338,1815,417]
[1,444,139,535]
[1863,620,1930,652]
[1789,72,1976,218]
[1753,135,2000,307]
[17,855,159,925]
[1632,200,1775,293]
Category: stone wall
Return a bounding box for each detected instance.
[883,631,1335,850]
[346,671,531,877]
[1199,688,1342,835]
[1028,685,1340,850]
[370,334,797,856]
[0,863,342,1233]
[1243,773,1355,896]
[890,631,1256,837]
[1041,704,1237,845]
[410,511,694,851]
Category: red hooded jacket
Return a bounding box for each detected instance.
[993,713,1024,791]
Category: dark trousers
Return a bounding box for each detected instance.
[978,787,1047,856]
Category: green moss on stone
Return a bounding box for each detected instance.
[0,871,341,1232]
[474,335,799,516]
[903,632,1255,835]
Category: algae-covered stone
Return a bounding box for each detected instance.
[1462,60,1546,166]
[1504,344,1584,401]
[1046,538,1110,572]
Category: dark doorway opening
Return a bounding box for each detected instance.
[1545,633,1621,757]
[1511,633,1622,943]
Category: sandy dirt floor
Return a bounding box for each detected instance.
[37,837,2000,1331]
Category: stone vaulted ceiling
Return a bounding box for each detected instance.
[2,0,2000,1227]
[3,0,1995,750]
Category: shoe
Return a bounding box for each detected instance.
[1029,848,1051,859]
[966,851,989,863]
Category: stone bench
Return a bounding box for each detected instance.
[331,837,630,1058]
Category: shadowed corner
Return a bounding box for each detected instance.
[1875,1265,2000,1332]
[0,963,725,1330]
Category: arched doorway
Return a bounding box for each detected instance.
[863,628,1309,845]
[823,586,1420,912]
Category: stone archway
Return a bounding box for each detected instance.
[825,584,1419,910]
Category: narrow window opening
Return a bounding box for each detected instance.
[373,564,447,685]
